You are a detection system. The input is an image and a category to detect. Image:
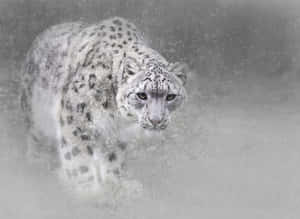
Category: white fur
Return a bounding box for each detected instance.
[31,84,61,140]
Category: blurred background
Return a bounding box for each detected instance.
[0,1,300,219]
[1,0,300,79]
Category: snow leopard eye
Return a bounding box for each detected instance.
[127,69,135,75]
[136,92,147,100]
[166,94,176,101]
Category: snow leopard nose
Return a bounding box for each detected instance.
[148,98,165,127]
[149,116,163,126]
[149,115,163,127]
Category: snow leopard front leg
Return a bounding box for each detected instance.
[58,97,126,194]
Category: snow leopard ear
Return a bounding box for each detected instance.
[168,62,189,86]
[120,57,142,84]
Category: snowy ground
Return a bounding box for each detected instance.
[0,61,299,219]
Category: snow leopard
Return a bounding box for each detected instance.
[20,17,189,195]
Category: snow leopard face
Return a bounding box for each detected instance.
[117,56,188,131]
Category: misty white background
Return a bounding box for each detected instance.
[0,0,300,218]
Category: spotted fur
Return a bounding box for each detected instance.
[20,17,189,194]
